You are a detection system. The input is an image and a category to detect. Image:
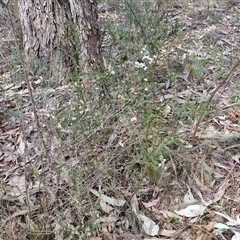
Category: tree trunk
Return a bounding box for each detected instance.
[17,0,103,72]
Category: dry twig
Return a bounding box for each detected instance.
[192,58,240,139]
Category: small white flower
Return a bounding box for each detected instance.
[144,87,148,91]
[142,55,149,61]
[135,61,148,70]
[148,57,153,64]
[118,140,124,147]
[141,45,149,55]
[143,55,154,64]
[159,159,167,169]
[110,70,115,75]
[140,46,146,54]
[135,61,140,68]
[131,117,137,122]
[144,78,148,82]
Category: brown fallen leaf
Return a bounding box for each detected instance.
[101,227,113,240]
[228,107,240,123]
[227,125,240,133]
[213,180,229,203]
[142,197,160,208]
[7,175,26,196]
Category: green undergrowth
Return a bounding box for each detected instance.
[37,1,236,238]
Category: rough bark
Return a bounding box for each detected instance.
[17,0,103,72]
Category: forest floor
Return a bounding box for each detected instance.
[0,0,240,239]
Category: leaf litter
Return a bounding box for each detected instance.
[0,0,240,239]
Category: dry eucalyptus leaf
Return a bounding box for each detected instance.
[90,189,126,206]
[175,204,206,217]
[184,185,198,205]
[131,194,159,236]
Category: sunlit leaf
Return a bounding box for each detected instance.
[175,204,206,217]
